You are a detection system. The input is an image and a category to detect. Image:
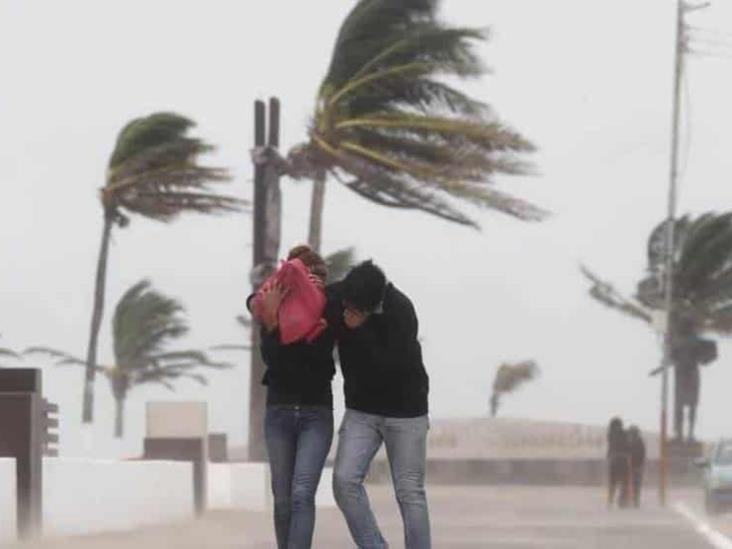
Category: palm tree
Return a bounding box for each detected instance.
[582,212,732,337]
[28,280,230,438]
[490,360,539,417]
[83,112,241,424]
[582,212,732,438]
[273,0,545,253]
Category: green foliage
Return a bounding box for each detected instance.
[490,360,539,417]
[584,212,732,336]
[290,0,543,226]
[26,281,230,435]
[103,112,242,224]
[492,360,539,394]
[325,247,357,282]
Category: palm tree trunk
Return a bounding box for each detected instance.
[490,393,499,417]
[83,212,114,424]
[114,396,125,438]
[307,170,326,253]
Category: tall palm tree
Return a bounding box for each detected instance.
[582,212,732,437]
[582,212,732,337]
[490,360,539,417]
[28,280,229,438]
[279,0,545,252]
[83,112,241,424]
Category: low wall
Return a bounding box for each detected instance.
[43,458,193,537]
[367,458,704,487]
[209,463,336,511]
[0,459,16,542]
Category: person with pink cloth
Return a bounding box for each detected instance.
[247,245,335,549]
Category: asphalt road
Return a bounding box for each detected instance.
[10,485,732,548]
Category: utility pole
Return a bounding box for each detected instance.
[659,0,709,506]
[249,98,282,461]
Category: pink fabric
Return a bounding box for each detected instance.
[252,258,327,344]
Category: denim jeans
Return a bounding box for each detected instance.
[265,405,334,549]
[333,409,431,549]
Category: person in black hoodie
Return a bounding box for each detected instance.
[606,417,630,508]
[327,260,431,549]
[626,425,646,508]
[248,245,335,549]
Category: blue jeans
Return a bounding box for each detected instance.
[333,409,431,549]
[265,405,334,549]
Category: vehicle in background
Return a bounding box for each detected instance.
[696,438,732,515]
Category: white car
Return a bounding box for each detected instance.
[697,439,732,514]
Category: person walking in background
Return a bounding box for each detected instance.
[606,417,629,508]
[248,245,336,549]
[327,260,431,549]
[627,425,646,508]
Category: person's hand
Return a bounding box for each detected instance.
[261,283,288,331]
[308,273,325,289]
[344,308,368,330]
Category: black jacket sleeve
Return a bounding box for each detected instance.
[346,291,419,371]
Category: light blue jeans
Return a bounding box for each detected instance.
[265,405,334,549]
[333,409,431,549]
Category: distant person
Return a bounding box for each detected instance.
[606,417,630,508]
[327,260,431,549]
[626,425,646,508]
[248,245,335,549]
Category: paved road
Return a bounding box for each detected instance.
[11,486,732,548]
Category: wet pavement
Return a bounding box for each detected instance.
[10,485,731,548]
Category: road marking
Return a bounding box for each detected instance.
[675,502,732,549]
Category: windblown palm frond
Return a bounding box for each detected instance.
[582,212,732,386]
[112,281,230,391]
[580,266,652,324]
[0,336,21,365]
[83,112,242,424]
[492,360,539,394]
[288,0,544,227]
[35,280,230,437]
[325,247,357,282]
[490,359,539,417]
[587,213,732,335]
[104,112,243,224]
[24,347,96,369]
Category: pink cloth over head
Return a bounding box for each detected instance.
[252,258,327,344]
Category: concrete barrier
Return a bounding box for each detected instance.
[366,457,704,487]
[0,458,16,543]
[208,463,336,511]
[43,458,193,537]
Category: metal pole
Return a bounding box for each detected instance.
[659,0,686,507]
[248,100,268,462]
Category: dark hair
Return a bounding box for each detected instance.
[287,244,327,282]
[607,417,624,441]
[341,260,387,312]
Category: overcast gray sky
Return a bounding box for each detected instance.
[2,0,732,457]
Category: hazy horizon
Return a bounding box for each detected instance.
[2,0,732,458]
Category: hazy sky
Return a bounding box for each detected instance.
[2,0,732,457]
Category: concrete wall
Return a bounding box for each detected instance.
[43,458,193,537]
[0,459,16,543]
[367,457,704,487]
[209,463,336,511]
